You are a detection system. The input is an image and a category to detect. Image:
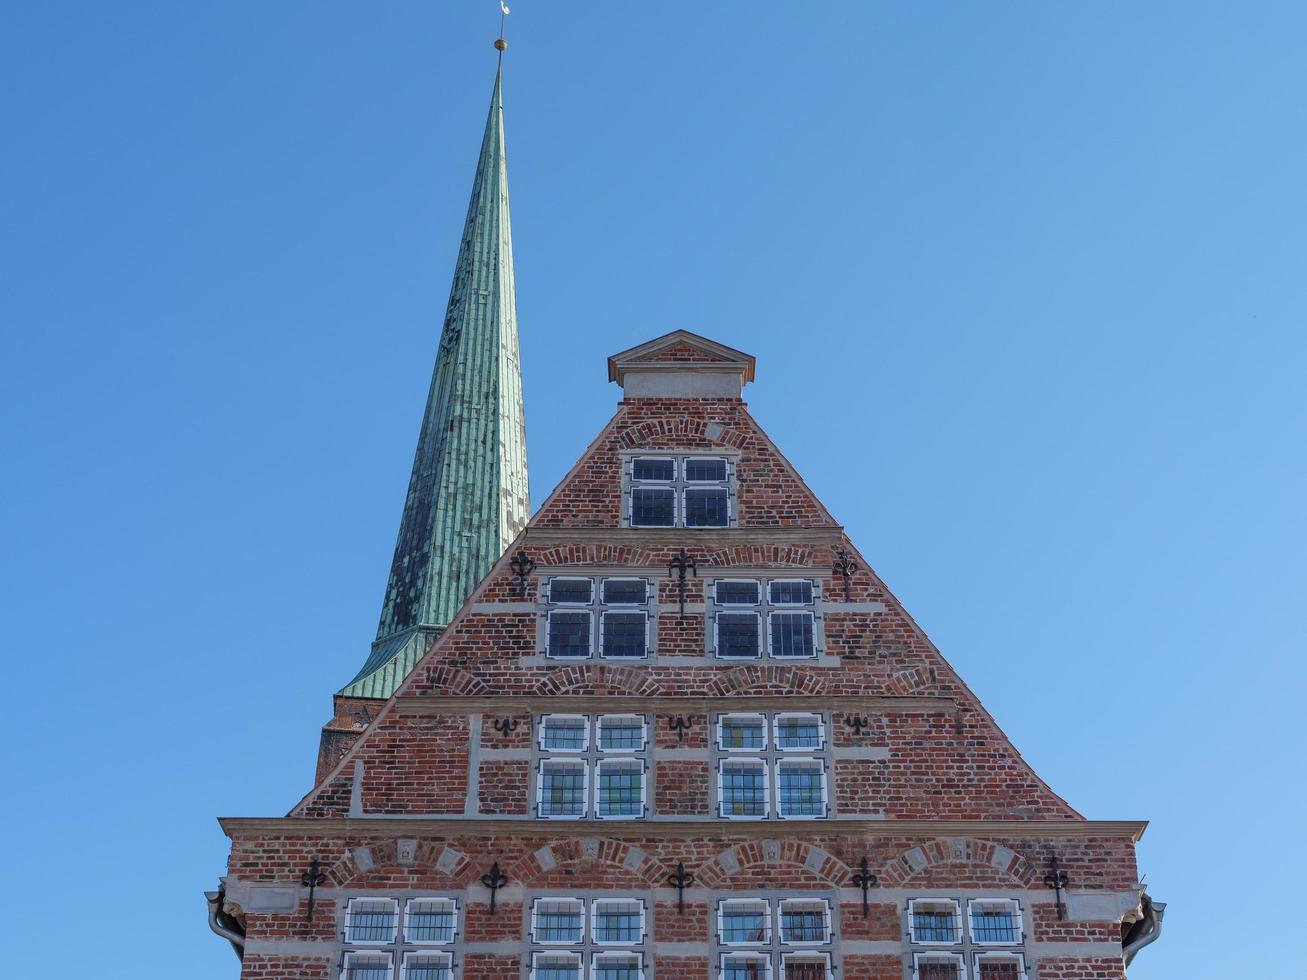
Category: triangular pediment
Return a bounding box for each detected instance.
[607,330,756,386]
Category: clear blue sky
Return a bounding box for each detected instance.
[2,3,1303,977]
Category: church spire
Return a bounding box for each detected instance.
[338,63,530,700]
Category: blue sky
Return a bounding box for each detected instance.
[2,3,1304,977]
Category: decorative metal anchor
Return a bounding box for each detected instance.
[850,856,878,917]
[667,715,692,742]
[300,857,327,925]
[843,714,871,738]
[667,549,697,615]
[667,862,695,913]
[833,548,858,600]
[1044,853,1070,920]
[492,717,520,735]
[509,550,536,596]
[480,861,509,913]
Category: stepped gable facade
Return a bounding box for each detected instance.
[216,330,1157,980]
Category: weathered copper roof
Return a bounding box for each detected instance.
[340,68,529,699]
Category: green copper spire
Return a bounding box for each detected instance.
[340,67,530,699]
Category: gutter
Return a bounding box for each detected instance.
[206,883,246,961]
[1123,891,1165,968]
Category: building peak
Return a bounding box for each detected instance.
[608,330,757,398]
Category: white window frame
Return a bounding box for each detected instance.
[713,579,762,605]
[628,484,678,528]
[530,896,587,945]
[546,576,594,604]
[779,951,834,979]
[717,712,769,752]
[601,577,651,605]
[600,608,650,660]
[402,897,458,945]
[341,950,395,980]
[546,608,594,660]
[399,951,453,980]
[967,899,1023,947]
[537,759,589,818]
[631,455,678,482]
[774,759,829,820]
[539,714,590,753]
[719,952,773,980]
[594,758,647,819]
[973,952,1026,979]
[597,714,647,753]
[772,712,826,751]
[717,758,770,819]
[683,484,732,528]
[344,897,400,946]
[766,609,816,659]
[716,898,773,946]
[908,899,964,946]
[591,950,646,980]
[767,578,815,605]
[714,609,763,660]
[776,898,832,945]
[683,456,730,482]
[912,952,968,980]
[591,898,647,946]
[529,950,584,979]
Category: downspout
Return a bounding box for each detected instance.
[1123,892,1165,969]
[206,883,246,961]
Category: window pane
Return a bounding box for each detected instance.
[346,901,397,943]
[631,487,676,526]
[684,487,729,526]
[405,900,456,943]
[532,901,584,943]
[405,954,453,980]
[602,578,647,604]
[778,765,825,816]
[593,902,643,943]
[345,955,390,980]
[717,613,761,659]
[632,457,675,481]
[540,765,586,816]
[722,956,770,980]
[977,962,1022,980]
[720,716,766,750]
[780,904,829,943]
[918,962,962,980]
[970,904,1021,944]
[602,611,647,659]
[534,956,582,980]
[541,716,588,751]
[593,955,642,980]
[721,763,767,816]
[783,960,828,980]
[775,715,823,749]
[770,612,814,658]
[715,580,761,605]
[549,577,593,604]
[548,611,591,658]
[596,763,643,817]
[720,904,770,944]
[598,717,645,751]
[768,580,813,605]
[912,907,961,943]
[685,457,727,482]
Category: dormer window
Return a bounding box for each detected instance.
[624,454,735,528]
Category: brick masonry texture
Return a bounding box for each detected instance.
[220,347,1146,979]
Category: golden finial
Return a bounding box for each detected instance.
[494,38,508,52]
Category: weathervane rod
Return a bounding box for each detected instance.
[495,1,510,65]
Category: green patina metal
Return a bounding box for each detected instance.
[340,68,529,700]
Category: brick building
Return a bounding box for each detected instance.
[208,57,1163,980]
